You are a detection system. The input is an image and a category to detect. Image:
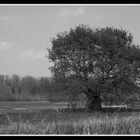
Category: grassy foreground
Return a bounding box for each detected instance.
[0,109,140,135]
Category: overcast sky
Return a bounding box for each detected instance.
[0,4,140,77]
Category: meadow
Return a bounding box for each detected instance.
[0,107,140,135]
[0,75,140,135]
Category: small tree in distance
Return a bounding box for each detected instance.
[48,24,140,111]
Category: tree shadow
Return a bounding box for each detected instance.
[59,107,140,113]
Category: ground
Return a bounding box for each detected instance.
[0,101,140,134]
[0,101,68,113]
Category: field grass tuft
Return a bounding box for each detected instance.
[0,109,140,134]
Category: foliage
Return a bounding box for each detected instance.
[48,24,140,106]
[0,74,69,101]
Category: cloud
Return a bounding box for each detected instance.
[44,13,52,17]
[93,15,110,21]
[18,49,47,60]
[0,16,19,21]
[0,41,12,51]
[59,8,86,16]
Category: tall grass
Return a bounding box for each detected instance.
[0,110,140,134]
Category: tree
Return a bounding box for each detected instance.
[48,24,140,111]
[10,75,21,94]
[21,76,38,95]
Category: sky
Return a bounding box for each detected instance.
[0,4,140,78]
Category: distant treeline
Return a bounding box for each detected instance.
[0,74,139,104]
[0,74,69,101]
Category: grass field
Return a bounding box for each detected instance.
[0,101,140,135]
[0,101,68,114]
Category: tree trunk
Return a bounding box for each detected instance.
[85,88,102,111]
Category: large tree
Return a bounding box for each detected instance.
[48,24,140,111]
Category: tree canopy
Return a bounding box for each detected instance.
[48,24,140,111]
